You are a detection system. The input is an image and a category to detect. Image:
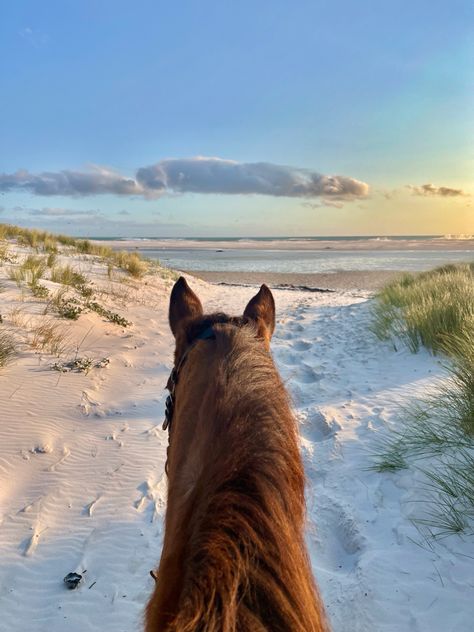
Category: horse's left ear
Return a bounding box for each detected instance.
[243,284,275,345]
[169,277,203,337]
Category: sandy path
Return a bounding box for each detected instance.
[185,269,403,291]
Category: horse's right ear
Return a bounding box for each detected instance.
[169,277,203,337]
[243,284,275,346]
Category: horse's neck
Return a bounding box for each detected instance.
[153,339,327,631]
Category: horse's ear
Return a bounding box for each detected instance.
[243,284,275,344]
[169,277,203,337]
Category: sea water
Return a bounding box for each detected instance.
[129,238,473,274]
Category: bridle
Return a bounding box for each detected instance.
[162,325,216,473]
[149,325,217,582]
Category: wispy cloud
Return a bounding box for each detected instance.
[19,27,48,47]
[301,200,344,209]
[406,183,468,197]
[0,157,369,202]
[0,207,188,237]
[25,207,103,219]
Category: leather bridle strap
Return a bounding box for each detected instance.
[162,325,216,433]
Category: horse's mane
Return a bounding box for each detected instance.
[147,317,327,631]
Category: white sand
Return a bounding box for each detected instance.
[0,245,473,631]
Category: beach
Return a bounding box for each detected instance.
[97,237,474,285]
[1,240,473,632]
[106,236,474,252]
[185,270,403,291]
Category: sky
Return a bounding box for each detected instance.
[0,0,473,237]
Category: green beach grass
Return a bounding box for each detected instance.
[371,263,474,537]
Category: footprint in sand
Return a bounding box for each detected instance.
[288,322,305,333]
[79,391,102,417]
[309,499,365,573]
[275,349,302,367]
[135,476,168,523]
[291,340,312,352]
[293,363,323,385]
[298,408,341,443]
[276,330,295,341]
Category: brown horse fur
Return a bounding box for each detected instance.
[145,277,329,632]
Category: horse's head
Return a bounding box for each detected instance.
[168,277,275,360]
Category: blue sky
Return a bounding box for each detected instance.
[0,0,472,236]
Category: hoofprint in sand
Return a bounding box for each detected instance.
[0,248,473,632]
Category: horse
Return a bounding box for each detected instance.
[145,277,328,631]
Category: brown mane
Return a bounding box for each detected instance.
[146,279,328,631]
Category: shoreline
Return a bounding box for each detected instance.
[95,237,474,252]
[184,269,404,291]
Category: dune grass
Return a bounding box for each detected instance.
[371,263,474,355]
[46,252,57,268]
[112,250,148,278]
[0,243,17,264]
[371,263,474,537]
[8,255,47,291]
[0,223,149,279]
[50,264,88,287]
[29,319,69,356]
[0,330,16,367]
[9,307,28,328]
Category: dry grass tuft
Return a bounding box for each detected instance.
[29,319,69,356]
[0,330,16,366]
[51,265,88,287]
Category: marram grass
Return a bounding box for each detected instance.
[371,264,474,538]
[0,223,148,279]
[371,263,474,355]
[0,330,16,367]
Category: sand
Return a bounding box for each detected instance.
[184,270,404,292]
[0,242,473,632]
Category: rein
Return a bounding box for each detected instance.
[162,326,216,473]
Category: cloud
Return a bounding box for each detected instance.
[407,183,468,197]
[0,157,369,202]
[19,27,48,47]
[136,157,369,200]
[26,207,103,219]
[0,166,142,197]
[377,189,398,200]
[0,209,189,238]
[301,199,344,209]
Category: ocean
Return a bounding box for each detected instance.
[112,236,474,274]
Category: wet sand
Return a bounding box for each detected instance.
[186,269,405,292]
